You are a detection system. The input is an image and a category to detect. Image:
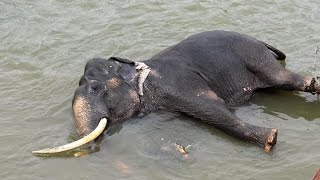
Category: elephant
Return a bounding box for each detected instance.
[33,30,320,155]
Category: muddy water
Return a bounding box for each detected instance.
[1,0,319,179]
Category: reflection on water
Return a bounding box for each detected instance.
[252,90,320,120]
[1,0,320,179]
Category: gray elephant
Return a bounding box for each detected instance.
[33,30,320,155]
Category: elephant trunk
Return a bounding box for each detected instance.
[72,96,99,137]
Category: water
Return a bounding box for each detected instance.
[1,0,319,179]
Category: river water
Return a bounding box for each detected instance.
[1,0,319,179]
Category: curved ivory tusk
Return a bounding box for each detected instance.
[32,118,107,156]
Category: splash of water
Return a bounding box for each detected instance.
[313,46,319,75]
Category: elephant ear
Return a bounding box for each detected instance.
[109,57,135,65]
[109,57,138,87]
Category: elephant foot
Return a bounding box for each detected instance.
[305,76,320,94]
[264,128,278,152]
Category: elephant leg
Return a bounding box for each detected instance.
[248,58,320,93]
[169,89,277,152]
[267,69,320,93]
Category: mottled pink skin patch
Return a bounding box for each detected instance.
[72,96,91,136]
[106,78,122,89]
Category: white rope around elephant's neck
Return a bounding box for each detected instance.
[135,62,151,96]
[32,118,107,156]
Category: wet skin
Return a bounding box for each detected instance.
[72,30,320,151]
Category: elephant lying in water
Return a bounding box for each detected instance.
[33,30,320,155]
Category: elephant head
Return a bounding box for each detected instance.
[72,57,147,136]
[32,57,150,155]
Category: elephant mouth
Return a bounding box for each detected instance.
[32,118,107,156]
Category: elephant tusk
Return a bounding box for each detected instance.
[32,118,107,156]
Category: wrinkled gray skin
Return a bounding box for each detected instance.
[72,30,320,150]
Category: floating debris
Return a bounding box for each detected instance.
[175,143,191,160]
[175,143,188,155]
[74,150,90,157]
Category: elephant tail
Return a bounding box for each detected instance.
[262,42,286,60]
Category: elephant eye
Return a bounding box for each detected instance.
[87,81,102,94]
[90,85,99,93]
